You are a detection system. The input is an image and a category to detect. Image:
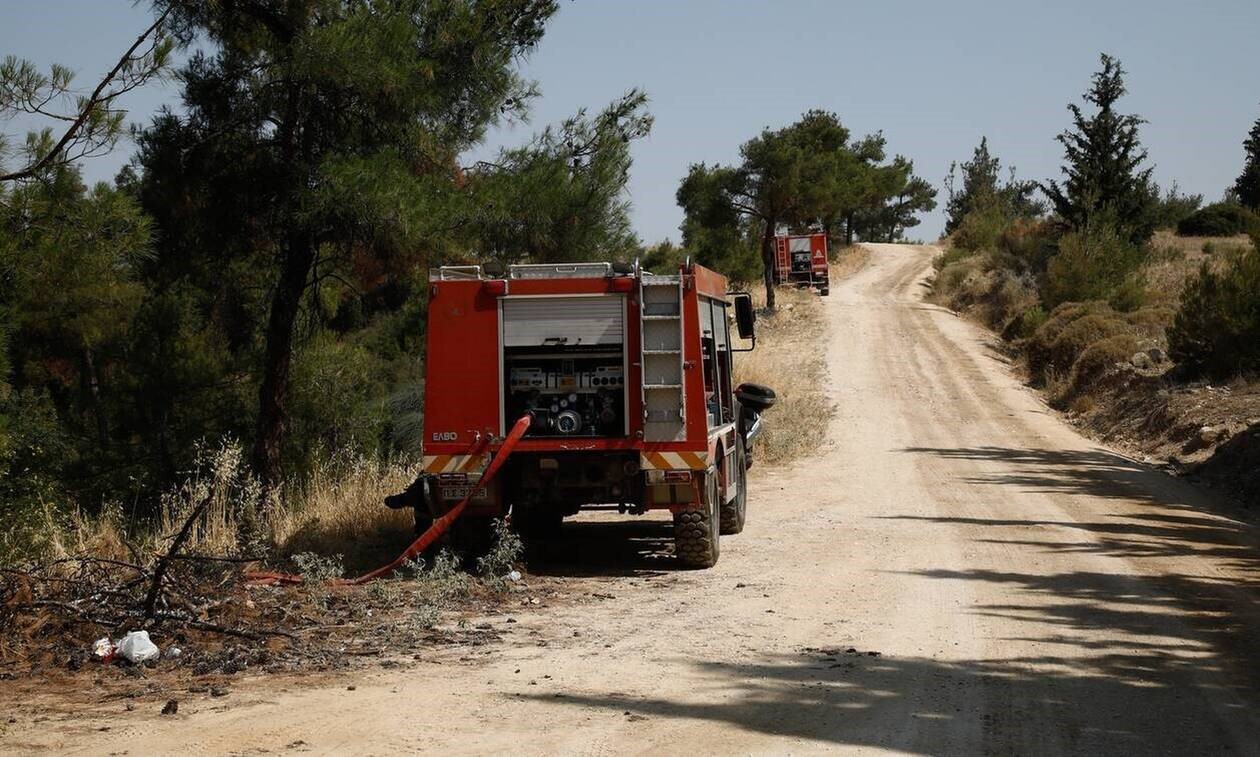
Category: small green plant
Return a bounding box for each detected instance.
[413,548,471,604]
[292,551,345,583]
[476,518,524,586]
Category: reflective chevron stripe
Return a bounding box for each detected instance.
[422,454,488,474]
[640,451,708,470]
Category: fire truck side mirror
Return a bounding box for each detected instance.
[732,293,756,341]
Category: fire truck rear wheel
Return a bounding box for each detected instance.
[719,444,747,535]
[674,469,720,568]
[819,287,830,296]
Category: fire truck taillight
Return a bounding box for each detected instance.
[481,279,507,297]
[663,470,692,483]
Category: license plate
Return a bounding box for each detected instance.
[440,486,487,500]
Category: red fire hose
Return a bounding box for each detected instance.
[246,414,532,586]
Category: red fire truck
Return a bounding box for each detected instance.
[772,231,830,295]
[390,259,775,568]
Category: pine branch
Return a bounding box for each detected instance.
[0,7,171,183]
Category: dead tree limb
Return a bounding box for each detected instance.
[149,612,297,641]
[142,485,216,621]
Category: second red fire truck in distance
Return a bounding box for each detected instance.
[772,231,830,296]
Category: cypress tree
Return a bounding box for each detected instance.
[1041,54,1156,243]
[1233,113,1260,211]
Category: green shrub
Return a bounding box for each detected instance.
[1002,305,1048,341]
[1047,314,1131,376]
[1176,202,1259,237]
[1044,223,1148,310]
[989,270,1039,328]
[1124,306,1175,338]
[933,245,979,272]
[1151,184,1203,230]
[996,218,1058,273]
[1168,242,1260,379]
[1065,333,1142,400]
[1025,302,1123,385]
[952,203,1008,252]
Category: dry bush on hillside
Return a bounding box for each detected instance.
[929,250,1040,337]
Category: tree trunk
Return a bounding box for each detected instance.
[844,212,855,246]
[253,231,316,498]
[81,346,108,445]
[889,195,904,242]
[760,218,776,311]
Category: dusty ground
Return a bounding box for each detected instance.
[4,244,1260,755]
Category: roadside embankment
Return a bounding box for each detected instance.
[929,229,1260,508]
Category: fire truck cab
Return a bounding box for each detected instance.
[772,232,830,296]
[408,259,775,568]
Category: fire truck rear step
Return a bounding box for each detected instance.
[639,275,686,442]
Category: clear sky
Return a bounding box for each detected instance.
[4,0,1258,242]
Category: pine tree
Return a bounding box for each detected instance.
[466,91,652,264]
[944,137,1001,233]
[1041,54,1157,243]
[1234,113,1260,211]
[945,137,1043,235]
[144,0,559,492]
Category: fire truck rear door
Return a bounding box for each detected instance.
[501,296,624,347]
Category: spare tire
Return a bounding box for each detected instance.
[735,383,777,412]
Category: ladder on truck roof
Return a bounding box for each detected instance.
[639,274,686,442]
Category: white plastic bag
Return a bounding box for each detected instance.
[115,630,160,663]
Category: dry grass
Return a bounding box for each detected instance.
[830,245,871,280]
[735,284,829,466]
[271,455,419,572]
[29,441,421,574]
[1143,230,1252,306]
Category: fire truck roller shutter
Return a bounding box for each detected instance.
[502,296,624,347]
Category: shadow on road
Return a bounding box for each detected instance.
[526,645,1257,754]
[896,445,1260,573]
[521,446,1260,752]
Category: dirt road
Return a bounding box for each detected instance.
[10,244,1260,754]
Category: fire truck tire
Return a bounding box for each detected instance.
[719,444,747,535]
[819,287,830,297]
[674,469,720,568]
